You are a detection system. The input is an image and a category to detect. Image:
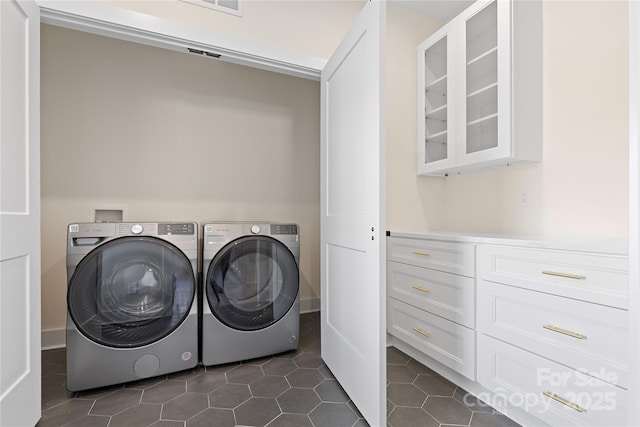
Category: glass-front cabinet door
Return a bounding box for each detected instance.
[417,24,457,175]
[457,0,511,167]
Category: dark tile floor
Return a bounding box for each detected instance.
[39,312,520,427]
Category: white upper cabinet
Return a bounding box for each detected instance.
[417,0,542,176]
[418,24,457,172]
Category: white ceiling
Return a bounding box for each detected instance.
[391,0,473,22]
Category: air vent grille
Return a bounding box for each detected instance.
[181,0,242,17]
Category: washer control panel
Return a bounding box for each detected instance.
[159,223,195,235]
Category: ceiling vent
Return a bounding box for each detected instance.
[181,0,242,17]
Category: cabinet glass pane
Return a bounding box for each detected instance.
[467,115,497,154]
[425,36,448,164]
[466,1,498,154]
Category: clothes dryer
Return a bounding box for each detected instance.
[201,223,300,365]
[66,222,198,391]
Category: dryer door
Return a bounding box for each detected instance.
[67,236,195,348]
[206,235,299,331]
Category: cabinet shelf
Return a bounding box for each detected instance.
[426,133,448,164]
[426,104,447,135]
[425,36,448,86]
[467,47,497,96]
[426,74,447,90]
[426,103,447,119]
[466,0,498,62]
[426,129,447,142]
[467,46,498,67]
[426,76,448,115]
[467,82,498,100]
[467,113,498,127]
[467,114,498,154]
[467,83,497,123]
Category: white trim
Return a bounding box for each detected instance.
[300,297,320,314]
[37,0,325,80]
[629,1,639,425]
[42,329,65,350]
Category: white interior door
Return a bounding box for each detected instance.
[320,1,386,425]
[0,1,41,426]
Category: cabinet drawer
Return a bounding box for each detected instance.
[478,281,628,389]
[387,298,475,380]
[388,261,474,328]
[477,245,628,309]
[387,237,475,277]
[478,335,627,427]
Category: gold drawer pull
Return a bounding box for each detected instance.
[413,328,430,337]
[412,285,430,294]
[542,271,586,280]
[543,391,587,413]
[412,250,430,257]
[543,325,586,340]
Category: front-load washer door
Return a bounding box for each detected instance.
[67,236,195,348]
[206,235,298,331]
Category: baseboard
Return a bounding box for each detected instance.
[42,328,66,350]
[300,297,320,313]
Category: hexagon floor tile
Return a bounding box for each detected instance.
[38,312,521,427]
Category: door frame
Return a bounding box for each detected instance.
[628,1,639,425]
[0,0,42,424]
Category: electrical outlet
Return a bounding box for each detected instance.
[519,189,531,208]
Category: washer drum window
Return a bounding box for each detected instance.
[206,235,299,331]
[67,236,195,348]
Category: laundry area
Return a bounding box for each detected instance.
[0,0,633,426]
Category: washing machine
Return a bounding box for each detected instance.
[201,222,300,366]
[66,222,199,391]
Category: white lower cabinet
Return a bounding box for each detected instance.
[478,335,628,427]
[388,298,476,380]
[387,236,476,380]
[387,233,629,427]
[477,245,629,309]
[388,261,475,328]
[476,244,629,426]
[387,237,475,277]
[478,280,628,389]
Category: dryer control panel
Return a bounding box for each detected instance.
[271,224,298,235]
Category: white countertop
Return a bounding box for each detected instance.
[387,230,629,255]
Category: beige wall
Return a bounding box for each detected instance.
[386,5,445,231]
[402,1,628,238]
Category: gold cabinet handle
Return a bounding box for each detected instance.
[543,391,587,413]
[413,328,430,337]
[542,271,586,280]
[543,325,586,340]
[412,250,430,257]
[412,285,430,294]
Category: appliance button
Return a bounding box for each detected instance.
[250,225,260,234]
[131,224,144,234]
